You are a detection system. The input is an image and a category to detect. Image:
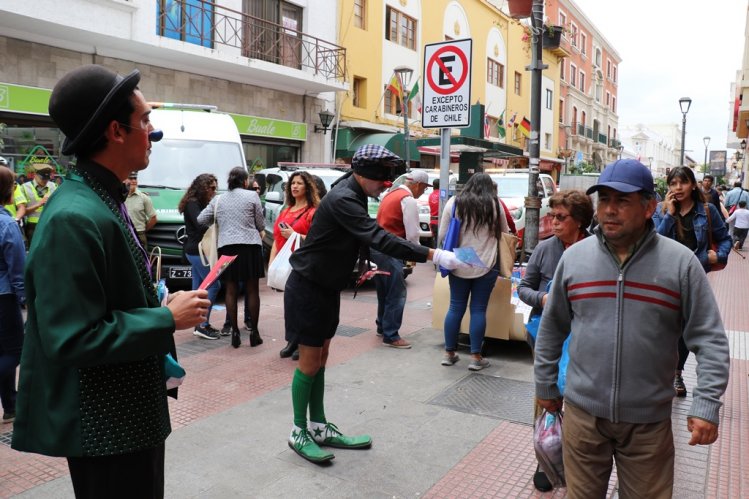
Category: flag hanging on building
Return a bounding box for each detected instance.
[519,116,531,138]
[484,112,491,138]
[388,73,403,101]
[497,110,506,138]
[507,112,518,128]
[408,80,421,114]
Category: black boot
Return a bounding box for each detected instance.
[533,466,553,492]
[249,328,263,347]
[280,341,298,358]
[231,329,241,349]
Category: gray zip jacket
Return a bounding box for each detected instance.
[534,224,729,425]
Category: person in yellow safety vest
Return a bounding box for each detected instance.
[19,165,56,246]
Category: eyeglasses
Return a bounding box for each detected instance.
[549,213,571,222]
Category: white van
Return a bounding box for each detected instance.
[139,103,246,287]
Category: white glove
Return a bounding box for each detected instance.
[433,249,470,270]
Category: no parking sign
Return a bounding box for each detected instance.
[421,39,472,128]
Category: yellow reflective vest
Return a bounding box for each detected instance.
[21,180,56,223]
[4,184,25,218]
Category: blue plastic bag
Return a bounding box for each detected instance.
[439,204,461,277]
[526,314,570,395]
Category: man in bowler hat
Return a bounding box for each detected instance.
[11,65,210,498]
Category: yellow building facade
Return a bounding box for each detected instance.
[335,0,564,172]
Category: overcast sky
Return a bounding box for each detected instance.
[571,0,747,161]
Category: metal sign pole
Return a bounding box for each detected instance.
[438,127,452,245]
[524,0,547,259]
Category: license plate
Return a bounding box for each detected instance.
[169,267,192,279]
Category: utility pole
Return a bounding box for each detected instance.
[523,0,548,259]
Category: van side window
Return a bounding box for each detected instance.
[541,177,554,197]
[266,174,284,196]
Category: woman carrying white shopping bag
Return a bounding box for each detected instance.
[268,171,322,360]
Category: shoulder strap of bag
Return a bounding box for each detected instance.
[704,203,714,247]
[213,195,220,228]
[289,206,311,227]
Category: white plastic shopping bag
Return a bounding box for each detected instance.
[267,232,300,291]
[534,409,565,488]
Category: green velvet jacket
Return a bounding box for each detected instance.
[12,162,177,457]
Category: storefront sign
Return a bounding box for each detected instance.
[0,82,52,115]
[19,145,62,173]
[230,114,307,141]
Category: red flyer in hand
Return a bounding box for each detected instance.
[199,255,237,290]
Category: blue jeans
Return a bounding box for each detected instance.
[186,253,220,326]
[371,249,407,343]
[444,269,499,354]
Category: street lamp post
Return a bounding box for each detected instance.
[679,97,692,166]
[618,144,624,160]
[703,136,710,174]
[394,65,414,169]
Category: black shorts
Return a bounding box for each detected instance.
[284,270,340,347]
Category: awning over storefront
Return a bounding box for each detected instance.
[416,135,524,158]
[334,126,524,165]
[335,128,421,162]
[417,145,460,159]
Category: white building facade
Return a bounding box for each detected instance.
[0,0,346,169]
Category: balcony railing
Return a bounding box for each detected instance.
[597,133,607,144]
[156,0,346,81]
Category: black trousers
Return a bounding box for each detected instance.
[67,443,165,499]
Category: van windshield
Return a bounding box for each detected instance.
[141,139,244,189]
[490,176,528,197]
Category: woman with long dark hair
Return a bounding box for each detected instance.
[653,166,731,397]
[178,173,221,340]
[198,167,265,348]
[438,173,509,370]
[268,171,320,264]
[271,171,321,360]
[0,166,25,423]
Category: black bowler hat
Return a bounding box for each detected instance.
[49,64,141,155]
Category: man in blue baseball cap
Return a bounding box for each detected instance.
[534,159,729,497]
[283,144,468,464]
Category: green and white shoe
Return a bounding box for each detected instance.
[288,425,335,463]
[310,421,372,449]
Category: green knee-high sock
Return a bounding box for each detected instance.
[308,367,326,424]
[291,368,315,429]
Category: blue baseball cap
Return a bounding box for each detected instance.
[586,159,654,195]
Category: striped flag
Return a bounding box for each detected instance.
[387,73,403,101]
[519,116,531,138]
[484,112,491,138]
[497,110,506,138]
[408,80,421,114]
[507,112,518,128]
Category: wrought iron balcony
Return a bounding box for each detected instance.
[157,0,345,81]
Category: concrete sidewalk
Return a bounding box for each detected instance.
[4,248,749,498]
